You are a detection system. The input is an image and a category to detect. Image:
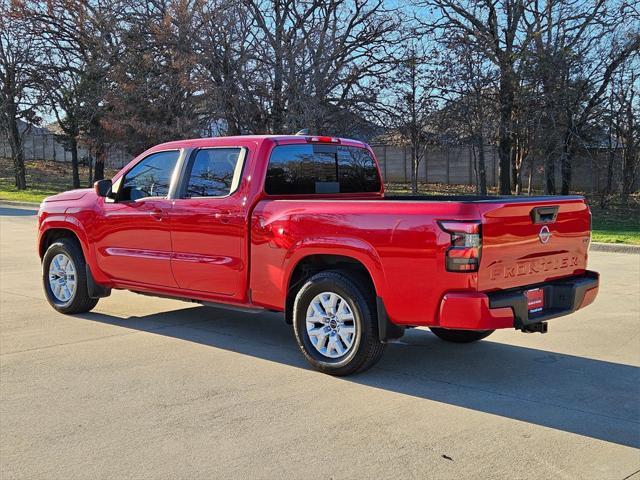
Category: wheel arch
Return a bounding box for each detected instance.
[285,254,377,324]
[284,248,404,341]
[39,218,97,277]
[283,252,401,341]
[39,225,85,259]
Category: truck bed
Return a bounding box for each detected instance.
[251,194,591,326]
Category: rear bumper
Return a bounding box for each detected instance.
[437,270,599,330]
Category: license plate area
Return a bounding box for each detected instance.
[526,288,545,313]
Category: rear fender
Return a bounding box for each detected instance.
[282,236,388,302]
[282,238,404,341]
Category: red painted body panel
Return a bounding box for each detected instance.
[37,134,599,329]
[249,199,481,325]
[170,196,247,297]
[476,200,590,291]
[94,197,177,287]
[437,293,514,330]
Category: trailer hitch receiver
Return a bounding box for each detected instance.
[521,322,548,333]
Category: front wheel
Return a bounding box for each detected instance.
[429,327,494,343]
[43,238,98,314]
[292,271,384,376]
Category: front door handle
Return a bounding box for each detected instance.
[149,208,165,221]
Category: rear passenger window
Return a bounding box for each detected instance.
[265,144,381,195]
[183,148,243,198]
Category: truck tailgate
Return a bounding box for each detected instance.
[477,198,591,292]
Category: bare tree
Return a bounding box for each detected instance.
[6,0,634,200]
[195,0,263,135]
[440,38,498,194]
[415,0,540,195]
[243,0,402,135]
[387,43,442,193]
[525,0,640,194]
[613,66,640,201]
[0,2,43,190]
[32,0,123,185]
[105,0,204,154]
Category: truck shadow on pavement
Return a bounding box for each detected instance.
[77,305,639,449]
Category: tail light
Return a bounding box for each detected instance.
[438,221,482,272]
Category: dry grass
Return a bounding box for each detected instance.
[0,158,118,203]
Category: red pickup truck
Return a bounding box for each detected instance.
[38,135,599,375]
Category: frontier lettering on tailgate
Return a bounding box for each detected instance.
[489,255,580,281]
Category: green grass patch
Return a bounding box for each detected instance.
[0,184,60,203]
[591,230,640,244]
[588,198,640,245]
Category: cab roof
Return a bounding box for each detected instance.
[152,135,368,150]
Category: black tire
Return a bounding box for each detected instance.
[42,238,99,314]
[292,270,384,376]
[429,327,494,343]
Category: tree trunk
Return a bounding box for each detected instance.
[411,145,418,194]
[70,137,81,189]
[271,5,285,134]
[601,139,616,208]
[88,155,93,186]
[512,149,523,195]
[620,100,639,203]
[497,71,513,195]
[7,117,27,189]
[471,143,479,192]
[604,93,615,200]
[544,154,555,194]
[12,147,27,190]
[477,137,487,195]
[515,165,524,195]
[621,147,638,201]
[561,139,573,195]
[94,142,106,181]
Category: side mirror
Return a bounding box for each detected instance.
[94,179,112,198]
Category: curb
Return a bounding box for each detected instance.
[0,200,40,208]
[590,242,640,254]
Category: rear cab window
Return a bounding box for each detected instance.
[265,144,381,195]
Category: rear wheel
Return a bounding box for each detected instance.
[43,238,98,314]
[292,270,384,376]
[429,327,494,343]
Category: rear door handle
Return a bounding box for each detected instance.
[214,210,231,223]
[149,208,165,220]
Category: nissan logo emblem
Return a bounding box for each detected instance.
[539,225,551,244]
